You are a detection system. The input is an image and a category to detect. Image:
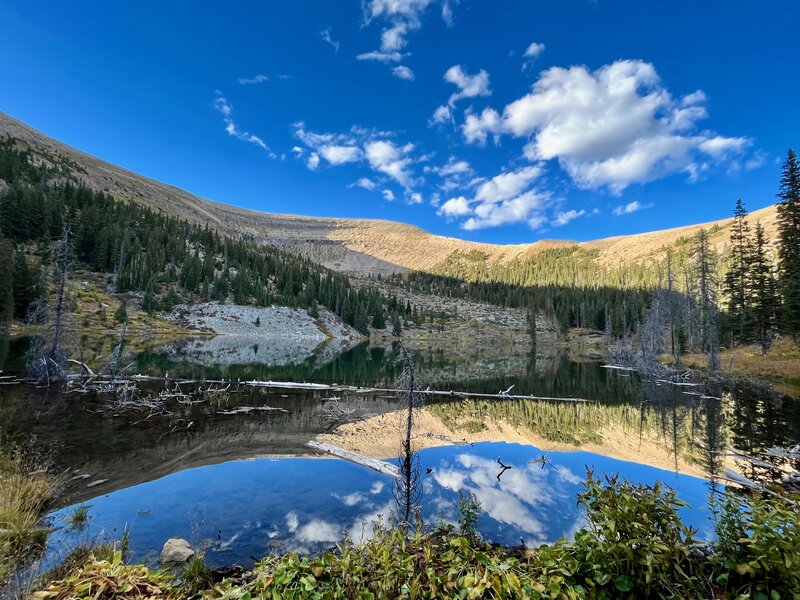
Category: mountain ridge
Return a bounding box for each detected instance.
[0,111,778,276]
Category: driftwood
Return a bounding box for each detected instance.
[306,441,400,478]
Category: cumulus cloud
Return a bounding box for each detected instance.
[365,140,415,186]
[461,59,749,192]
[444,65,492,107]
[612,200,648,216]
[213,92,269,151]
[293,122,422,198]
[320,28,340,52]
[438,196,471,217]
[237,74,268,85]
[430,104,453,126]
[318,145,362,165]
[382,189,396,201]
[433,165,552,230]
[551,208,586,226]
[392,65,415,80]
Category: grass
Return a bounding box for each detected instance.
[0,448,55,587]
[65,505,91,531]
[683,337,800,396]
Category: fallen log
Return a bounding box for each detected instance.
[306,440,400,478]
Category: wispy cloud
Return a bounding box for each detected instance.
[444,65,491,107]
[320,27,340,52]
[612,200,649,216]
[213,91,269,151]
[551,208,586,226]
[392,65,415,80]
[237,74,268,85]
[522,41,545,70]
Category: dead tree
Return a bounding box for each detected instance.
[27,221,74,384]
[393,345,423,527]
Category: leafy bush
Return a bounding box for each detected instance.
[712,492,800,598]
[573,470,700,597]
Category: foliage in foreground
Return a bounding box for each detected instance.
[0,448,53,586]
[31,472,800,599]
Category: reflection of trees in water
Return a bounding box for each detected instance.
[427,377,799,477]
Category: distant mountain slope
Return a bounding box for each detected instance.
[0,111,778,276]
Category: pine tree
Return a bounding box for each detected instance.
[777,149,800,340]
[0,239,14,326]
[391,312,402,337]
[749,222,779,354]
[723,199,752,345]
[114,300,129,324]
[372,304,386,329]
[12,248,37,320]
[142,281,155,313]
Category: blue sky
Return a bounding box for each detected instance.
[1,1,797,243]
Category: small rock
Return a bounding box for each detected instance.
[160,538,195,563]
[86,479,109,488]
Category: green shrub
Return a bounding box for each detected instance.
[573,470,699,597]
[712,493,800,598]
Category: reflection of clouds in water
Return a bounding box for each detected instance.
[370,481,385,495]
[296,519,341,544]
[285,511,299,532]
[555,466,582,485]
[332,491,366,506]
[432,453,581,540]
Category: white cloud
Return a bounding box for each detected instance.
[356,50,406,63]
[430,105,453,125]
[524,42,545,59]
[438,196,471,217]
[441,0,458,25]
[319,145,362,165]
[382,189,396,201]
[612,200,647,216]
[462,108,502,145]
[435,165,551,230]
[365,140,414,186]
[351,177,378,191]
[293,122,421,192]
[552,208,586,226]
[392,65,415,80]
[408,192,423,204]
[320,28,340,52]
[444,65,492,107]
[237,74,268,85]
[461,59,749,192]
[463,190,550,230]
[360,0,457,75]
[213,92,268,150]
[522,42,545,70]
[474,165,542,203]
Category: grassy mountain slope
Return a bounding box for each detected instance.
[0,111,778,276]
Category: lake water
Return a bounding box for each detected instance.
[1,334,798,570]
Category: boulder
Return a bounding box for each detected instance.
[0,179,8,198]
[159,538,195,563]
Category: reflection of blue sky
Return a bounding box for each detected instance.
[45,443,716,568]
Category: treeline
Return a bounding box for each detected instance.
[386,270,651,336]
[0,139,419,333]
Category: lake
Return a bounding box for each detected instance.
[1,334,798,570]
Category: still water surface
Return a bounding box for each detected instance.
[1,335,798,568]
